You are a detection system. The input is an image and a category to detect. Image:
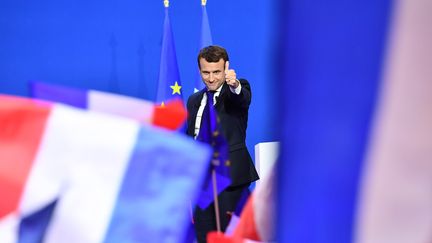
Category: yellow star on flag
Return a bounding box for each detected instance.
[170,81,182,95]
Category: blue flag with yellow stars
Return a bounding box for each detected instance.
[156,3,183,106]
[196,91,231,209]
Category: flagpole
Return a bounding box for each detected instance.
[212,168,222,232]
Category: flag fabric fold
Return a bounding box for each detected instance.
[30,81,186,130]
[277,0,432,242]
[0,95,211,243]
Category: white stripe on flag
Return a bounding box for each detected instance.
[254,159,276,241]
[0,213,19,243]
[36,105,139,243]
[19,109,67,216]
[355,0,432,242]
[88,90,154,124]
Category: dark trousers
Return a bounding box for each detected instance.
[193,184,250,243]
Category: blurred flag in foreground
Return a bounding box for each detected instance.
[156,1,183,106]
[194,0,213,93]
[0,95,211,243]
[30,81,186,130]
[278,0,432,242]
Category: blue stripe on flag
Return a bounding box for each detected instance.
[278,1,394,242]
[103,127,210,243]
[29,82,88,109]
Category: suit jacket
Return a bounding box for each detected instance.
[186,79,259,186]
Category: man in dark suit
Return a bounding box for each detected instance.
[186,45,259,242]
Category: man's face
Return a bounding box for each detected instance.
[199,58,225,91]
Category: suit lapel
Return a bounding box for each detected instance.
[214,83,228,110]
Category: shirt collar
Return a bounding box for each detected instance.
[206,84,223,96]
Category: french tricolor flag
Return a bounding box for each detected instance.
[30,82,187,131]
[278,0,432,242]
[206,0,430,242]
[0,95,211,243]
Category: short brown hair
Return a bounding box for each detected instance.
[197,45,229,69]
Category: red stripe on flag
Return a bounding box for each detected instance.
[0,95,51,218]
[232,195,260,241]
[207,196,260,243]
